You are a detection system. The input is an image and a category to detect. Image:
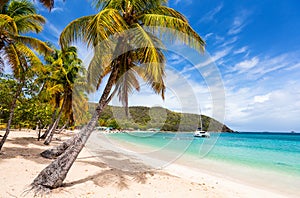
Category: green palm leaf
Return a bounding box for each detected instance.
[14,14,46,33]
[0,14,18,33]
[60,15,94,48]
[14,35,52,55]
[141,13,205,52]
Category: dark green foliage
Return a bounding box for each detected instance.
[89,103,233,132]
[0,76,53,129]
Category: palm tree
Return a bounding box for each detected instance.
[42,46,87,145]
[0,0,52,151]
[31,0,205,192]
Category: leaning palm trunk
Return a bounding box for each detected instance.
[56,120,69,134]
[31,67,118,191]
[44,97,67,145]
[40,103,60,139]
[0,82,23,151]
[43,115,60,145]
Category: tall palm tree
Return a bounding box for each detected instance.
[31,0,205,192]
[42,46,87,145]
[0,0,52,151]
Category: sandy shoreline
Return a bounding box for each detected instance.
[0,130,296,197]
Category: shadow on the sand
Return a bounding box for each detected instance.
[0,137,54,164]
[63,168,154,190]
[64,148,163,190]
[0,146,51,164]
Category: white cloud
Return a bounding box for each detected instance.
[234,46,248,54]
[240,53,299,78]
[204,33,213,40]
[182,47,231,73]
[228,10,251,35]
[234,57,259,71]
[224,82,300,132]
[220,36,238,47]
[46,22,62,39]
[51,7,63,13]
[254,94,270,103]
[174,0,193,5]
[199,3,223,23]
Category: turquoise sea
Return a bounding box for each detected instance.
[107,132,300,177]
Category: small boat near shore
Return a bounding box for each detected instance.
[194,128,210,138]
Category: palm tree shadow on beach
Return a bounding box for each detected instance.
[63,149,164,190]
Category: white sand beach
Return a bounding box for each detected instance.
[0,130,296,198]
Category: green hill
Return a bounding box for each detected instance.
[89,104,233,132]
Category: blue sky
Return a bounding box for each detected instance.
[31,0,300,132]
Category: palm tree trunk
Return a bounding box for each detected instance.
[40,102,59,139]
[56,119,69,134]
[40,88,117,159]
[44,97,66,145]
[43,116,59,145]
[0,82,23,151]
[31,66,119,191]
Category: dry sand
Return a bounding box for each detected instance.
[0,130,292,198]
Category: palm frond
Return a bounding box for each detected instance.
[7,0,36,18]
[129,24,165,83]
[14,14,46,34]
[0,14,18,33]
[85,8,128,47]
[87,39,116,89]
[115,66,140,114]
[141,14,205,53]
[14,42,43,68]
[3,44,21,77]
[134,64,165,99]
[14,35,53,55]
[60,15,94,49]
[130,0,167,12]
[142,6,188,22]
[91,0,111,10]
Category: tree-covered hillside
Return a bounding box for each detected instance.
[89,104,233,132]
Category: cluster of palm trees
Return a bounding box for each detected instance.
[1,0,205,193]
[0,0,89,149]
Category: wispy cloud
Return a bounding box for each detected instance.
[228,10,251,35]
[234,46,248,54]
[220,36,238,48]
[225,83,300,131]
[223,49,300,131]
[46,22,61,38]
[199,3,223,23]
[204,33,213,41]
[181,47,231,73]
[234,56,259,71]
[173,0,193,6]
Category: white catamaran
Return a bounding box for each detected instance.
[194,128,210,138]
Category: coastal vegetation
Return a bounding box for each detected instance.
[0,0,52,150]
[94,105,233,132]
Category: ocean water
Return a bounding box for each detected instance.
[107,132,300,177]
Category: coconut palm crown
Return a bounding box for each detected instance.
[60,0,205,111]
[0,0,51,78]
